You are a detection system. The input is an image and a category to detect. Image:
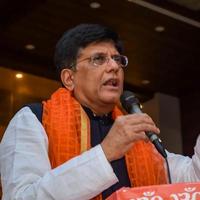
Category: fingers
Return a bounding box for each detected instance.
[125,123,159,135]
[127,131,148,142]
[116,113,160,134]
[101,113,159,162]
[122,113,156,126]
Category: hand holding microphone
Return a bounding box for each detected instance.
[101,92,162,162]
[120,90,167,158]
[101,90,170,182]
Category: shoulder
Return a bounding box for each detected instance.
[1,106,47,145]
[11,106,41,124]
[24,103,43,122]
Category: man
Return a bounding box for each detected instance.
[0,24,200,200]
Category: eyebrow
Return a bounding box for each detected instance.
[91,52,120,56]
[77,50,120,60]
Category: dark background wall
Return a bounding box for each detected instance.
[181,92,200,156]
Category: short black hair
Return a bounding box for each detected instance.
[54,23,124,74]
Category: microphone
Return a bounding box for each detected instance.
[120,91,167,158]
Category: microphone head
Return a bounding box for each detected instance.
[120,90,140,113]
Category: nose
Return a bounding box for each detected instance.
[105,57,120,73]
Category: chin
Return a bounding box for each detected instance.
[101,93,120,104]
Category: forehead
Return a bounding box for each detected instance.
[78,41,119,57]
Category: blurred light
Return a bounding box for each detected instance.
[25,44,35,50]
[90,2,101,8]
[155,26,165,32]
[16,73,23,79]
[141,80,150,85]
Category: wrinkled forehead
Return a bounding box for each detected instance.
[77,40,119,58]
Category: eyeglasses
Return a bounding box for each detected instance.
[70,53,128,68]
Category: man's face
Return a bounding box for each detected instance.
[72,41,125,112]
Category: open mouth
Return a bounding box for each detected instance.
[103,78,119,87]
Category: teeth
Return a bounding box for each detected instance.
[104,79,117,86]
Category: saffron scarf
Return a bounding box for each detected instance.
[42,88,168,199]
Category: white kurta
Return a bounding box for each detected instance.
[0,107,200,200]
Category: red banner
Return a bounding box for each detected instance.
[107,182,200,200]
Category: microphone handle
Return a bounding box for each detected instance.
[146,132,167,158]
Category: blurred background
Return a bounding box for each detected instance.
[0,0,200,158]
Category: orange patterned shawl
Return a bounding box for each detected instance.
[42,88,168,200]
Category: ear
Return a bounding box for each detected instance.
[60,69,75,91]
